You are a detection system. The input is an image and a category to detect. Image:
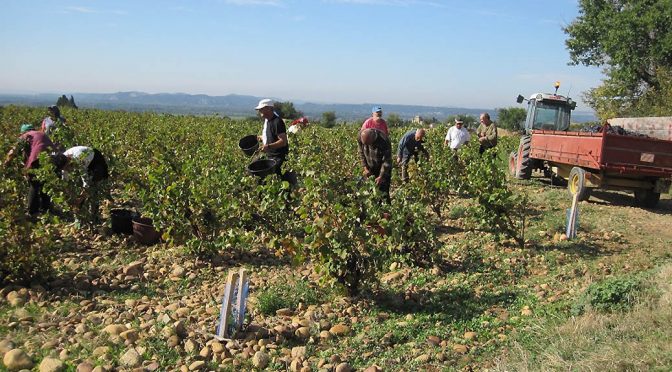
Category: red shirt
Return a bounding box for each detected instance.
[19,130,54,168]
[361,117,389,136]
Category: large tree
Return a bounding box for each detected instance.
[496,107,527,131]
[564,0,672,117]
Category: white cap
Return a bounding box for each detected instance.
[254,99,274,110]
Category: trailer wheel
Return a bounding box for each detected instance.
[514,135,532,180]
[568,167,590,201]
[508,152,518,177]
[633,189,660,208]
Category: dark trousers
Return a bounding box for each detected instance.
[400,155,418,183]
[479,144,496,155]
[269,154,286,177]
[27,177,50,215]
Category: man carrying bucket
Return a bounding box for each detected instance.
[255,99,289,177]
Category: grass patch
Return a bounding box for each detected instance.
[255,279,327,316]
[494,263,672,371]
[141,335,180,368]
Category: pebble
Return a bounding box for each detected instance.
[276,308,293,316]
[329,324,350,336]
[291,346,306,359]
[463,332,477,341]
[414,354,430,363]
[102,324,127,336]
[119,349,142,368]
[76,361,94,372]
[363,365,382,372]
[39,357,65,372]
[0,339,16,354]
[188,361,205,371]
[335,362,352,372]
[3,349,34,370]
[295,327,310,339]
[252,351,270,369]
[452,344,468,354]
[6,291,27,307]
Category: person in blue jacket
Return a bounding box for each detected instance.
[397,128,429,182]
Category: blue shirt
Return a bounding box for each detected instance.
[397,130,428,159]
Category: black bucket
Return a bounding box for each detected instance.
[239,135,259,157]
[246,159,277,178]
[110,209,136,235]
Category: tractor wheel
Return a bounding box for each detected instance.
[568,167,590,201]
[514,135,532,180]
[508,152,518,177]
[633,189,660,208]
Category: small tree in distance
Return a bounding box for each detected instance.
[273,101,303,120]
[321,111,336,128]
[386,113,404,127]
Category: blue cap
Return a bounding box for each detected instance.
[372,106,382,113]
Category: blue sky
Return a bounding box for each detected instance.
[0,0,603,111]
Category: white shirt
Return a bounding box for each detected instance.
[261,119,268,145]
[445,126,470,149]
[63,146,94,187]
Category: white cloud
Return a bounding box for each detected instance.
[64,6,127,15]
[324,0,445,7]
[223,0,283,5]
[66,6,98,14]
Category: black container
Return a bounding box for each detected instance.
[110,209,136,235]
[246,159,277,178]
[239,135,259,156]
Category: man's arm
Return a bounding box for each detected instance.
[264,133,287,151]
[397,132,410,158]
[485,124,497,142]
[380,139,393,179]
[357,136,369,171]
[419,142,429,159]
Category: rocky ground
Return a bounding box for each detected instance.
[2,184,672,371]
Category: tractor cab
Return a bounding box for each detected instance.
[516,83,576,135]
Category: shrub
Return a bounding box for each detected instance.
[572,274,643,314]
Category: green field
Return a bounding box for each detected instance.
[1,106,671,371]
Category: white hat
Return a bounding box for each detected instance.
[254,99,274,110]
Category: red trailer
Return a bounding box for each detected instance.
[515,127,672,207]
[510,87,672,208]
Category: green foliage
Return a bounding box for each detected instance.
[630,67,672,116]
[0,160,57,283]
[565,0,672,117]
[463,137,527,246]
[255,279,324,315]
[572,274,643,314]
[321,111,337,128]
[496,107,526,131]
[273,101,302,120]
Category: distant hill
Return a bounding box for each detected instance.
[0,92,597,122]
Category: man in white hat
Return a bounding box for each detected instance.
[444,117,471,156]
[255,99,289,177]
